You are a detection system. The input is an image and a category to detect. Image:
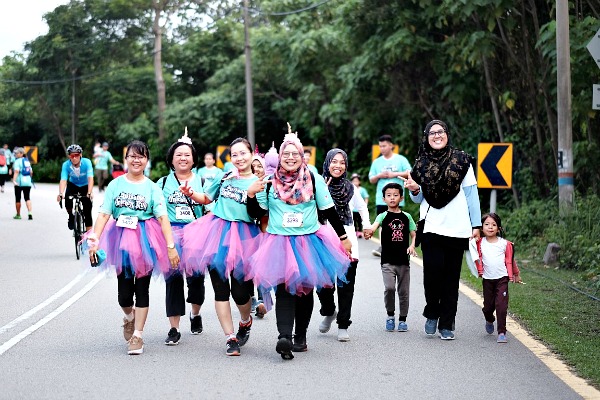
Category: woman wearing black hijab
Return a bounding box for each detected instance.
[316,148,371,343]
[404,120,481,340]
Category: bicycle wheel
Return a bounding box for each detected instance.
[74,210,84,260]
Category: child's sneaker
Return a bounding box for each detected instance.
[319,311,337,333]
[497,333,508,343]
[385,317,395,332]
[397,321,408,332]
[337,329,350,342]
[485,321,494,334]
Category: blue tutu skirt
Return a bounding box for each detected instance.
[181,214,260,280]
[244,224,350,297]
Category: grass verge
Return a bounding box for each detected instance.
[461,262,600,389]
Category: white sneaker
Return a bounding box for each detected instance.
[319,311,337,333]
[337,329,350,342]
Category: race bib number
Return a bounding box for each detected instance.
[116,215,139,229]
[175,206,193,220]
[282,212,303,228]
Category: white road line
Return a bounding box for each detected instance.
[0,269,90,335]
[0,271,106,356]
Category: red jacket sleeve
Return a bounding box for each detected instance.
[476,238,484,276]
[505,240,520,279]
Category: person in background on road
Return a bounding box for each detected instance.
[316,148,371,343]
[57,144,94,231]
[303,148,319,175]
[249,147,268,318]
[368,134,411,257]
[180,138,258,357]
[94,142,120,192]
[245,127,352,360]
[350,173,369,237]
[12,147,33,220]
[475,212,521,344]
[196,152,222,214]
[0,145,11,193]
[86,140,179,355]
[364,182,417,332]
[156,133,207,346]
[404,119,481,340]
[93,141,102,166]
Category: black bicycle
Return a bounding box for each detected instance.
[60,193,86,260]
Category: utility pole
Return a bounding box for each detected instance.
[556,0,574,213]
[71,69,76,144]
[243,0,255,147]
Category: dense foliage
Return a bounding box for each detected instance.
[1,1,599,281]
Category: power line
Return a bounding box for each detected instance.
[249,0,336,16]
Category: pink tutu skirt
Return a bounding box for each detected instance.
[244,224,350,297]
[83,218,169,278]
[181,214,260,280]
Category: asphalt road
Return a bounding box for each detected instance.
[0,183,587,399]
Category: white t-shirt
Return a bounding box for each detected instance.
[481,237,509,279]
[419,165,477,239]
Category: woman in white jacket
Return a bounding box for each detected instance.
[316,148,371,343]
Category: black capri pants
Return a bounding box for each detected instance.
[209,269,252,304]
[14,186,31,202]
[117,272,151,308]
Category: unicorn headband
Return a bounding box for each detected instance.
[280,122,303,154]
[178,127,193,145]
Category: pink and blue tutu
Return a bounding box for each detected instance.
[181,214,260,280]
[243,224,350,298]
[82,218,169,278]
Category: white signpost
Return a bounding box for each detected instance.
[587,27,600,110]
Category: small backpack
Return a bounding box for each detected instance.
[0,153,6,167]
[21,158,32,176]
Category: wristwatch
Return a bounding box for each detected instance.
[167,243,175,249]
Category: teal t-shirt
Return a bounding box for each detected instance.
[307,164,319,176]
[100,176,167,220]
[368,153,411,206]
[204,174,256,223]
[95,150,113,170]
[13,158,33,187]
[257,173,333,236]
[61,158,94,187]
[196,166,223,183]
[156,173,204,223]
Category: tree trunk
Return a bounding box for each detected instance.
[153,1,166,141]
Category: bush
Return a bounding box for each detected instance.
[32,158,63,183]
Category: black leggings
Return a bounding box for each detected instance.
[165,273,206,317]
[14,186,31,202]
[275,284,314,340]
[117,272,151,308]
[317,260,358,329]
[65,181,93,227]
[209,268,252,304]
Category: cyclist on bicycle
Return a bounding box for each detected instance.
[57,144,94,231]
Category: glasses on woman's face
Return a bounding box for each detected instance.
[428,130,446,137]
[126,155,146,161]
[282,151,301,159]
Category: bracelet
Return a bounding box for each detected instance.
[411,189,420,195]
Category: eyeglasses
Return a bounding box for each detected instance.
[282,151,301,159]
[69,154,81,158]
[428,130,446,137]
[126,155,147,161]
[230,151,249,159]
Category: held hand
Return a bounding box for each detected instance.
[341,238,352,257]
[168,247,180,269]
[247,179,271,197]
[471,228,481,240]
[363,229,373,240]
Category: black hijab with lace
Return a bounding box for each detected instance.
[322,148,354,226]
[411,120,474,209]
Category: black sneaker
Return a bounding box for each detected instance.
[292,335,307,352]
[28,214,33,220]
[372,246,382,257]
[164,327,181,346]
[226,338,241,356]
[236,316,252,346]
[190,314,203,335]
[276,337,294,360]
[68,216,74,230]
